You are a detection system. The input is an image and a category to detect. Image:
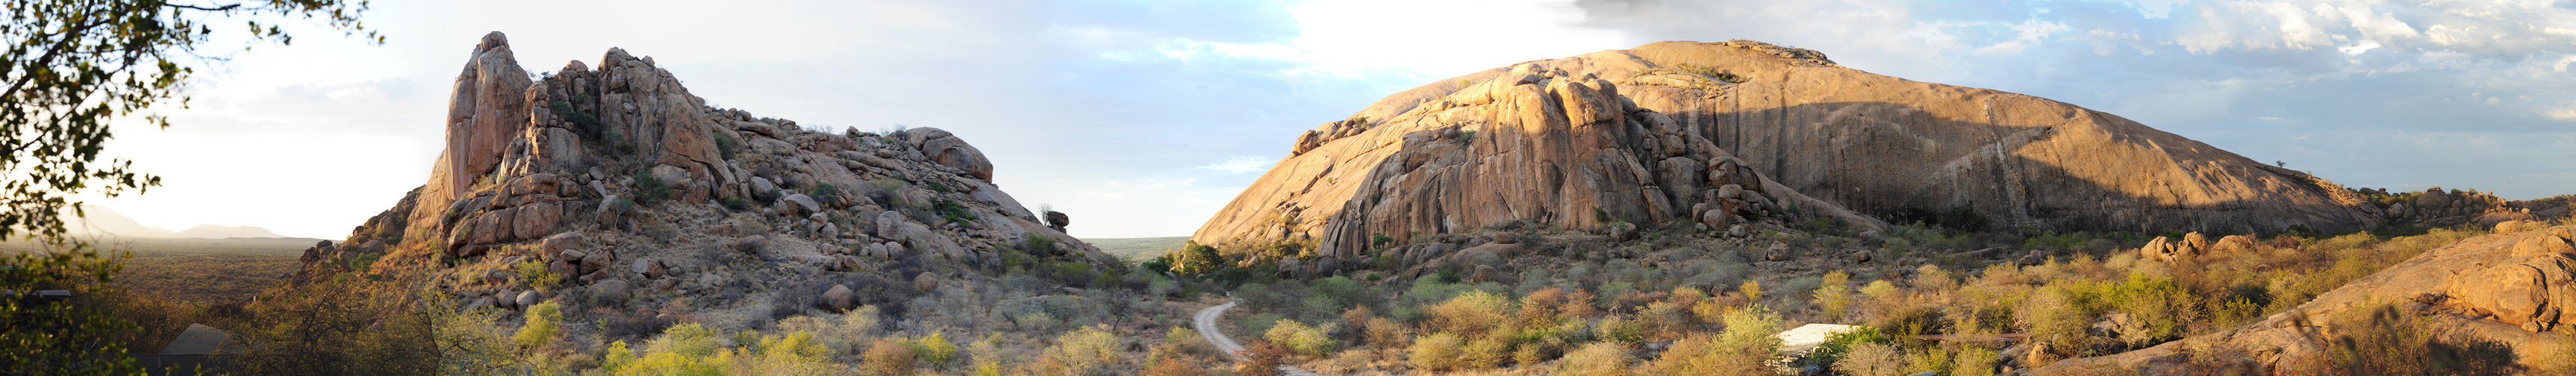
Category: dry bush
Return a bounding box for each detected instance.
[1408,332,1466,372]
[1833,342,1907,376]
[1636,307,1782,375]
[1562,289,1602,319]
[227,274,439,375]
[1556,341,1634,376]
[1426,290,1513,337]
[2015,286,2090,358]
[1952,346,1999,376]
[861,338,918,376]
[2283,305,2520,375]
[1460,335,1513,369]
[1595,314,1645,344]
[1520,287,1569,328]
[1362,317,1413,351]
[1150,326,1216,364]
[1031,326,1122,376]
[1237,342,1290,376]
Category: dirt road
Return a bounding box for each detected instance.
[1192,301,1321,376]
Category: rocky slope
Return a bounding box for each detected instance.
[2041,223,2576,373]
[299,32,1116,319]
[1194,41,2381,258]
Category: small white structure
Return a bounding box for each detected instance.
[1775,323,1867,358]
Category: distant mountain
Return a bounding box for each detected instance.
[66,205,179,238]
[64,205,285,239]
[174,224,284,238]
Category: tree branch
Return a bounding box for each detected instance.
[0,17,117,102]
[163,4,245,11]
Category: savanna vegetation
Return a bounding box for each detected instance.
[1186,217,2532,375]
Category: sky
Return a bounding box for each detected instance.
[85,0,2576,239]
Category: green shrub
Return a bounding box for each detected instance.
[511,301,563,350]
[932,198,978,224]
[2107,273,2192,347]
[811,182,842,204]
[1953,347,1999,376]
[1262,319,1335,356]
[630,171,672,205]
[1596,314,1646,344]
[1460,335,1512,369]
[1815,271,1856,321]
[1409,332,1466,372]
[1426,290,1513,336]
[1940,205,1988,232]
[603,323,723,375]
[712,132,738,158]
[1242,313,1286,336]
[607,130,636,155]
[904,332,961,367]
[1037,326,1124,375]
[551,101,602,136]
[1802,326,1889,371]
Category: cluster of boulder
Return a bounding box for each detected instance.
[2368,186,2571,229]
[2134,232,2259,264]
[2446,226,2576,332]
[2043,225,2576,373]
[441,172,573,259]
[313,32,1116,319]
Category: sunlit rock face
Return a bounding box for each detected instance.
[1193,40,2379,256]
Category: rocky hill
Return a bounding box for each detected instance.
[1193,41,2381,258]
[2043,222,2576,373]
[299,32,1116,320]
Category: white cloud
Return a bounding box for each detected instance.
[2549,102,2576,120]
[1177,0,1627,80]
[1574,0,2576,199]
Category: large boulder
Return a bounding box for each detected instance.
[822,284,855,311]
[907,127,995,181]
[589,280,630,305]
[539,232,586,260]
[1044,211,1070,232]
[779,193,821,217]
[1189,40,2380,256]
[512,202,560,241]
[733,235,767,254]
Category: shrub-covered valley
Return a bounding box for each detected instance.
[25,27,2576,376]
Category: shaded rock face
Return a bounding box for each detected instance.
[2043,226,2576,373]
[1195,40,2379,256]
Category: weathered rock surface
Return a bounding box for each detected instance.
[1194,40,2380,258]
[305,32,1122,325]
[2041,226,2576,373]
